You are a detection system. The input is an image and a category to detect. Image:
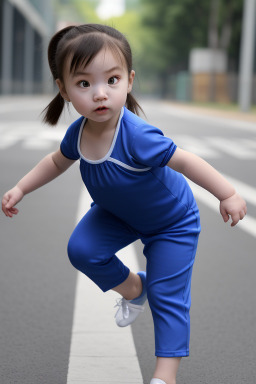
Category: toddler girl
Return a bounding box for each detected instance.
[2,24,247,384]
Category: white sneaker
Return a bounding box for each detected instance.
[114,271,147,327]
[150,379,167,384]
[114,298,145,327]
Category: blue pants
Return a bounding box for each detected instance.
[68,204,200,357]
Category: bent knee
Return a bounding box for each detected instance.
[67,235,109,270]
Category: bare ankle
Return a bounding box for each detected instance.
[124,273,142,300]
[112,272,142,300]
[153,357,181,384]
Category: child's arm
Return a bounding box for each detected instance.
[2,149,76,217]
[167,148,247,226]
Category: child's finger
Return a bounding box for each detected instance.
[230,213,240,226]
[9,207,19,215]
[5,199,15,209]
[240,209,246,220]
[2,202,9,216]
[220,206,229,223]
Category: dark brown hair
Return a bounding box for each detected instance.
[42,24,143,125]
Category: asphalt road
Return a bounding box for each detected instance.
[0,96,255,384]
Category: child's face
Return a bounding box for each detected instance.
[56,48,135,125]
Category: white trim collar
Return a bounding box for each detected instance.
[77,107,124,164]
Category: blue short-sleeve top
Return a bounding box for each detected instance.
[60,107,196,234]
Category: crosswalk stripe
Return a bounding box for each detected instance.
[0,136,19,149]
[173,134,220,158]
[188,180,256,238]
[206,137,256,159]
[67,188,143,384]
[0,122,66,150]
[1,121,255,161]
[221,173,256,206]
[158,102,256,132]
[173,135,256,160]
[240,139,256,149]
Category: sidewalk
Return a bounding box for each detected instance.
[164,101,256,123]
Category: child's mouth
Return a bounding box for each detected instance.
[95,106,108,112]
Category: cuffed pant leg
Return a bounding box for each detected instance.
[142,209,200,357]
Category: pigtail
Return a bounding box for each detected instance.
[42,26,74,126]
[126,93,144,116]
[42,92,65,125]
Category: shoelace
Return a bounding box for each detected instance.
[114,298,130,319]
[114,298,144,319]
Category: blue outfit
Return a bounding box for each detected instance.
[61,107,201,357]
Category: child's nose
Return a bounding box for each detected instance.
[93,85,108,101]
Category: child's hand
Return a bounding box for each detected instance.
[2,186,24,217]
[220,192,247,226]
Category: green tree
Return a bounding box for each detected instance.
[55,0,100,24]
[139,0,209,96]
[139,0,243,97]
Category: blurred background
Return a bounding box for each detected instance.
[0,0,255,112]
[0,2,255,383]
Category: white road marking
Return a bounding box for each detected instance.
[158,102,256,132]
[0,122,66,150]
[1,121,255,162]
[221,173,256,206]
[240,138,256,149]
[0,98,50,114]
[173,134,256,160]
[206,137,256,159]
[0,114,255,161]
[187,176,256,238]
[0,136,19,149]
[66,188,143,384]
[173,134,220,158]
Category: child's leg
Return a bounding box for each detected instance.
[153,357,181,384]
[142,209,200,381]
[67,204,138,292]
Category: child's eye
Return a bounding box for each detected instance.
[108,76,119,85]
[79,80,90,88]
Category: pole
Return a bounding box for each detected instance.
[238,0,256,112]
[2,0,14,94]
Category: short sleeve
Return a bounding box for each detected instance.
[60,117,84,160]
[131,124,177,168]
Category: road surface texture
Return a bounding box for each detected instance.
[0,96,255,384]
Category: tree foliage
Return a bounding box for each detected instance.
[140,0,243,69]
[54,0,100,24]
[140,0,209,73]
[53,0,244,96]
[138,0,243,95]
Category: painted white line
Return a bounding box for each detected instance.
[0,136,20,149]
[157,102,256,132]
[206,137,256,159]
[240,138,256,149]
[188,180,256,238]
[173,134,220,159]
[221,173,256,207]
[0,122,67,150]
[0,98,49,114]
[22,139,53,150]
[67,188,143,384]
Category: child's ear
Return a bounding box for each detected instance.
[56,79,70,102]
[127,70,135,94]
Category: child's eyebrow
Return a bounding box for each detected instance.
[72,66,123,77]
